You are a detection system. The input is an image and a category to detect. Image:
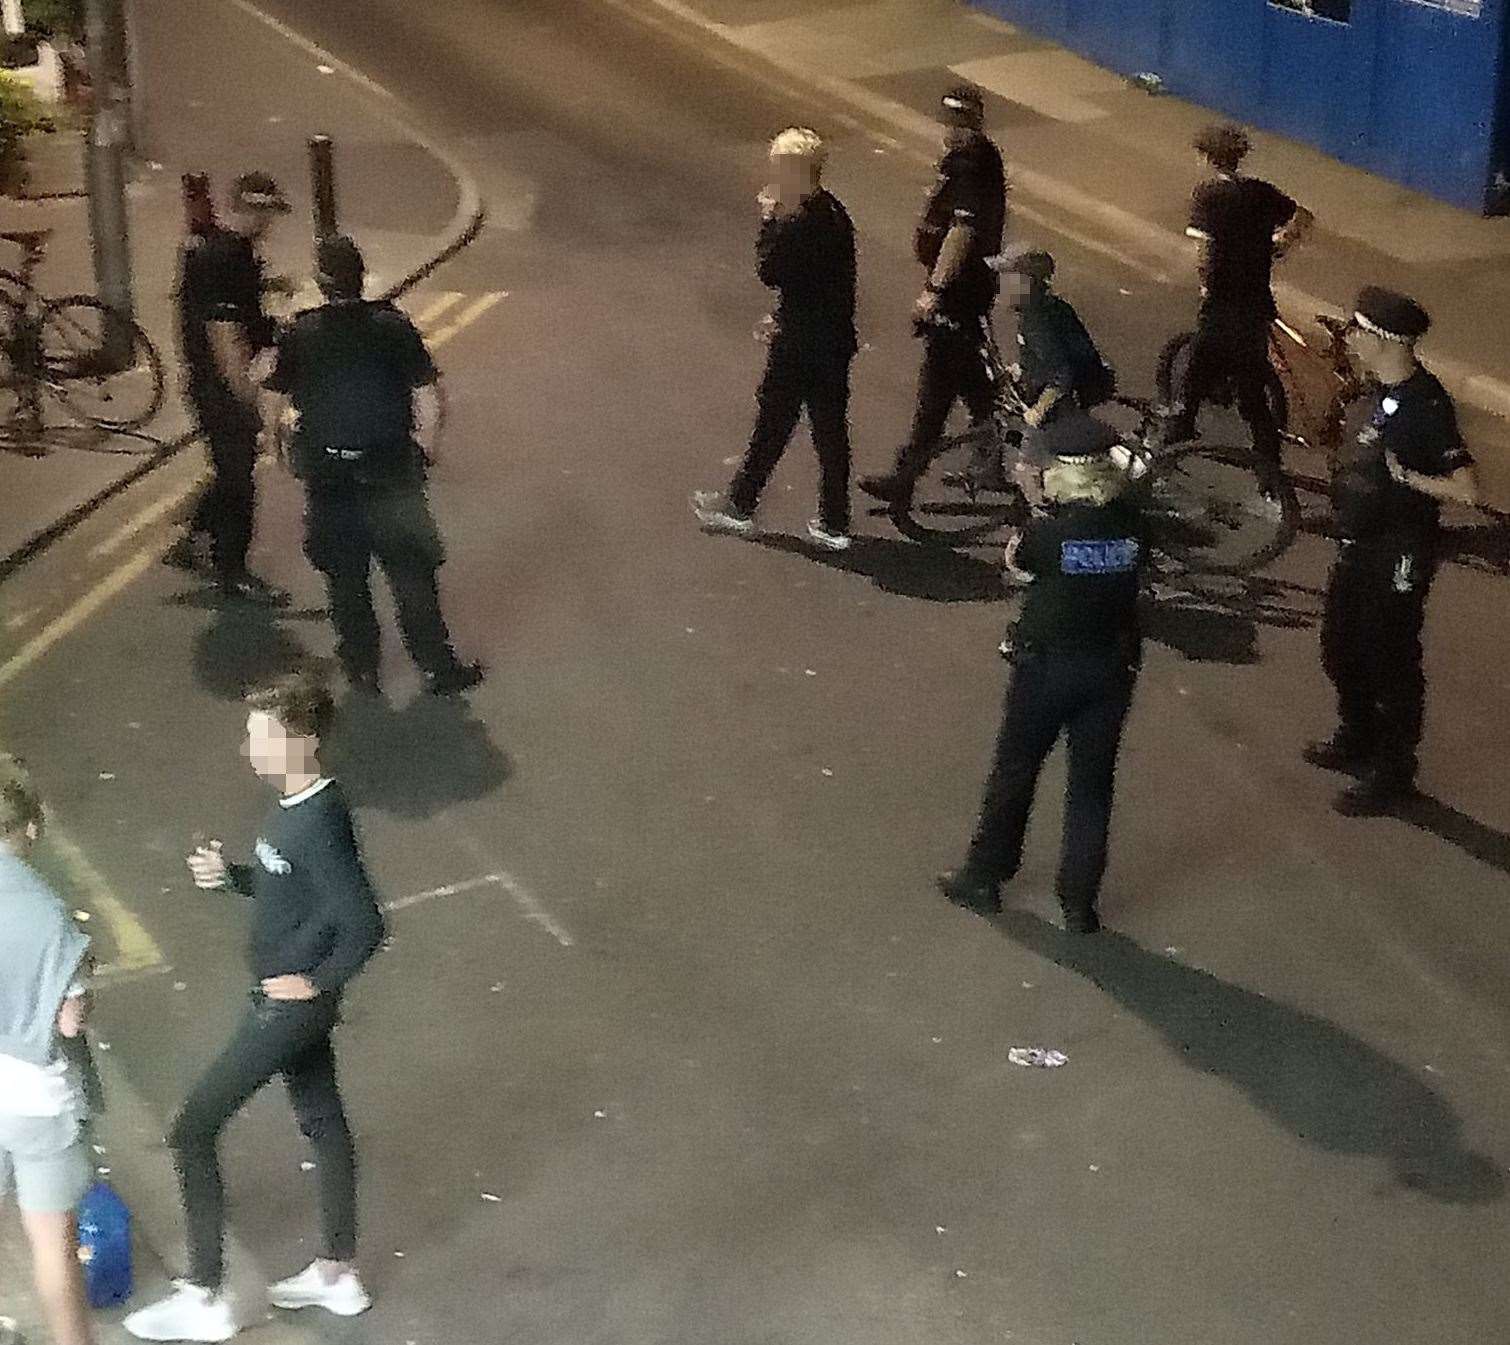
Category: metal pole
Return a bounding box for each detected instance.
[309,135,337,243]
[83,0,135,368]
[119,0,148,159]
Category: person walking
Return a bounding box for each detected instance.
[693,126,858,551]
[938,410,1149,933]
[859,84,1007,513]
[1160,123,1312,514]
[262,235,483,697]
[124,669,386,1342]
[1306,287,1480,815]
[0,755,98,1345]
[163,172,292,605]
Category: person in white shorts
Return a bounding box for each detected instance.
[0,754,97,1345]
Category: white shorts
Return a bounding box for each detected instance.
[0,1110,92,1214]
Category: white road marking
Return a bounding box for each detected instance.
[383,871,506,912]
[87,477,203,560]
[384,868,574,946]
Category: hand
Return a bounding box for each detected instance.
[186,843,229,890]
[914,290,941,324]
[262,273,298,298]
[754,314,778,344]
[1022,403,1045,430]
[757,188,783,220]
[261,974,319,1002]
[56,993,89,1039]
[1384,450,1408,485]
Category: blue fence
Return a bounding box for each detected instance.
[971,0,1510,214]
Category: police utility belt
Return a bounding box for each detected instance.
[292,438,417,487]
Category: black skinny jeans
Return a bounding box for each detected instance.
[168,995,356,1290]
[966,650,1137,919]
[1320,539,1435,782]
[891,315,999,485]
[729,335,854,533]
[187,389,260,580]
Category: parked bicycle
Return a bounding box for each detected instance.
[888,311,1294,575]
[0,228,165,441]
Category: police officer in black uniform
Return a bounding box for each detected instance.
[1306,287,1479,815]
[939,409,1148,932]
[166,171,292,603]
[859,84,1007,512]
[263,235,484,697]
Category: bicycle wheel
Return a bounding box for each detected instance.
[1156,328,1288,430]
[1144,442,1297,575]
[40,296,165,431]
[899,422,1023,545]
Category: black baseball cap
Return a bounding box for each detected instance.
[941,83,984,116]
[231,171,292,214]
[990,243,1055,282]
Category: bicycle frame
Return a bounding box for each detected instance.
[1267,312,1364,475]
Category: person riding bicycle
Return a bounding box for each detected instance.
[1161,123,1313,514]
[859,83,1006,513]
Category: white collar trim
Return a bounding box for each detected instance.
[280,777,333,808]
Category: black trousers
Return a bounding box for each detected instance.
[729,336,853,533]
[168,996,355,1290]
[891,316,998,484]
[1320,540,1435,782]
[1168,307,1282,494]
[187,389,260,579]
[304,479,460,680]
[965,650,1138,919]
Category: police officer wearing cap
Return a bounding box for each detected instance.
[939,408,1149,932]
[1306,287,1479,814]
[263,235,484,697]
[859,83,1007,512]
[167,171,293,604]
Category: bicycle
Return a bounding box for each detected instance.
[0,228,166,441]
[891,312,1294,575]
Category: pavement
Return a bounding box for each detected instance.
[3,2,1510,1344]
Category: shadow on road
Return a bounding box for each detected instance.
[177,588,325,702]
[750,530,1010,604]
[992,908,1505,1205]
[324,691,512,818]
[1142,572,1321,666]
[1398,793,1510,878]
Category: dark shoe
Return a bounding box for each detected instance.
[218,572,290,606]
[425,660,485,696]
[858,472,913,509]
[1303,737,1369,776]
[937,869,1002,916]
[346,668,382,697]
[1332,773,1415,818]
[1063,908,1102,935]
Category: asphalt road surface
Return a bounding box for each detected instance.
[4,1,1509,1342]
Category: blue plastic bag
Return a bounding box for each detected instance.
[76,1180,132,1308]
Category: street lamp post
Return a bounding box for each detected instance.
[82,0,135,367]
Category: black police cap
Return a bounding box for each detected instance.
[1353,286,1430,342]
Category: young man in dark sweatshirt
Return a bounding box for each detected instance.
[125,670,385,1343]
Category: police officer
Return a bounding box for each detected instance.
[692,126,858,551]
[262,235,484,697]
[859,83,1007,513]
[938,409,1148,933]
[165,171,292,603]
[1306,287,1479,815]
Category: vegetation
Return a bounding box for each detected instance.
[0,69,55,193]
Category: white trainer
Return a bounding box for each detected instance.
[691,490,754,536]
[269,1261,372,1316]
[805,520,852,551]
[123,1281,238,1342]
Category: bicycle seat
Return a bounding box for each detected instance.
[0,229,52,251]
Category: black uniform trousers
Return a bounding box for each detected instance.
[965,649,1138,920]
[729,334,854,533]
[169,995,356,1291]
[1320,538,1435,783]
[303,472,460,681]
[890,314,998,486]
[187,387,260,580]
[1168,306,1283,495]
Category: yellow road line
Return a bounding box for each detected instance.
[428,293,507,350]
[414,291,465,328]
[0,544,157,692]
[88,476,204,560]
[49,828,165,975]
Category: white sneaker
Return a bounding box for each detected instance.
[269,1262,372,1317]
[691,490,754,536]
[805,520,852,551]
[123,1281,238,1342]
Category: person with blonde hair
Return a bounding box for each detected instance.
[694,124,859,550]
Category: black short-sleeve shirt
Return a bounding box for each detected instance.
[267,300,437,457]
[1331,367,1472,546]
[1014,495,1146,655]
[914,131,1007,317]
[1187,175,1297,318]
[176,226,274,397]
